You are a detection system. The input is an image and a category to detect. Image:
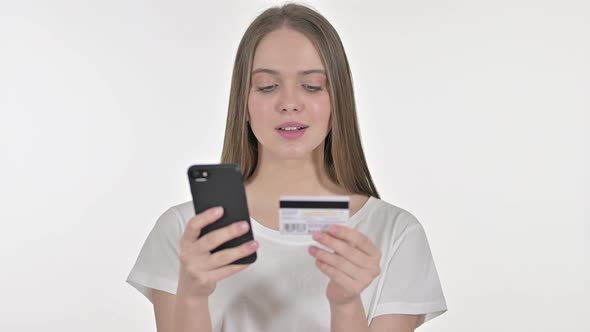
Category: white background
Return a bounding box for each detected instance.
[1,0,588,331]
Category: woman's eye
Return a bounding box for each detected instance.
[256,84,277,92]
[303,84,322,92]
[255,84,322,93]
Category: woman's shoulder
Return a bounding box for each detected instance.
[164,200,195,226]
[145,202,193,237]
[361,196,425,234]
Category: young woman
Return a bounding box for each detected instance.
[127,4,447,332]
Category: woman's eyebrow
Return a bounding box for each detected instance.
[251,68,326,76]
[299,69,326,75]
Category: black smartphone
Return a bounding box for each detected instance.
[187,163,256,264]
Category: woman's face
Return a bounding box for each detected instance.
[248,27,331,160]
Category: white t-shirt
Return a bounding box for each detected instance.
[126,196,447,331]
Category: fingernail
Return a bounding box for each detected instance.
[211,206,223,216]
[248,241,258,250]
[238,221,249,231]
[312,231,323,240]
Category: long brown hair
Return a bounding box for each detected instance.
[220,3,379,199]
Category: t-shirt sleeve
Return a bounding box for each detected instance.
[373,210,447,327]
[126,207,184,303]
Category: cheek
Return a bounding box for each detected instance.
[247,93,276,119]
[309,94,331,126]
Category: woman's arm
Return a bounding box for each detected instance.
[330,298,369,332]
[150,207,253,332]
[152,289,176,332]
[329,297,419,332]
[369,313,419,332]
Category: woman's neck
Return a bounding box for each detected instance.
[244,147,347,198]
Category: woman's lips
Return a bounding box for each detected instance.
[276,127,307,139]
[275,121,308,129]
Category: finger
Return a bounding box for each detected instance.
[309,246,366,281]
[312,231,373,269]
[208,263,251,283]
[197,220,250,253]
[181,206,224,247]
[325,225,380,258]
[207,240,259,269]
[315,259,359,293]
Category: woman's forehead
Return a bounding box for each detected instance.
[252,28,325,72]
[251,68,326,78]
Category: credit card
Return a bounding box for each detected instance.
[279,196,350,235]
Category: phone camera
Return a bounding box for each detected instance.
[192,169,209,179]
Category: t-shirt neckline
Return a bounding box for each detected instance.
[250,196,376,244]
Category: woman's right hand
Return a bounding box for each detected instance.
[177,206,258,300]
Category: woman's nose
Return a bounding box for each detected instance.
[278,86,303,112]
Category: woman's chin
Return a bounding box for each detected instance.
[270,146,313,160]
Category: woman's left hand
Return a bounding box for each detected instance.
[308,224,382,306]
